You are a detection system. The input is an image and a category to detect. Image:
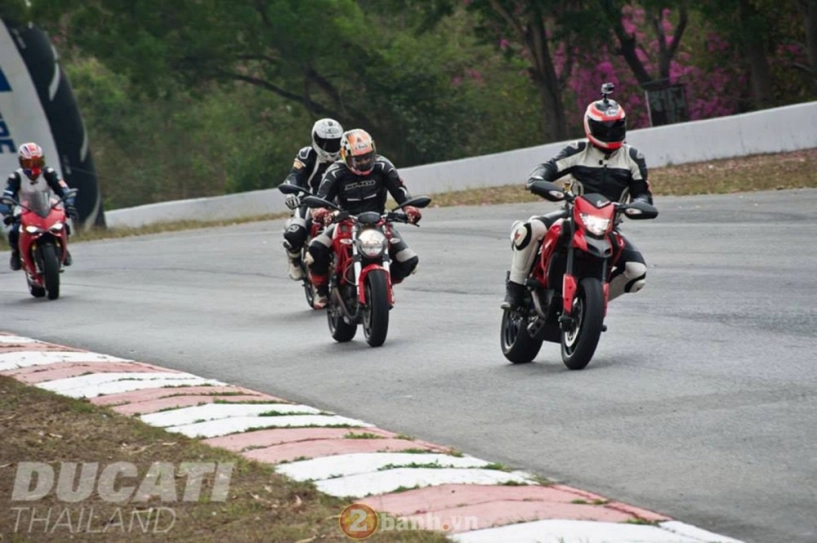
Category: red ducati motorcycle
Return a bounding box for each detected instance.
[302,194,431,347]
[278,183,326,308]
[1,188,78,300]
[500,180,657,369]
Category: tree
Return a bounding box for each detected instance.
[597,0,689,87]
[30,0,474,166]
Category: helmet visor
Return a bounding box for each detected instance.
[21,156,44,171]
[589,118,626,143]
[348,151,375,173]
[315,135,341,154]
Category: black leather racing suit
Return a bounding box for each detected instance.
[282,146,336,255]
[307,155,419,286]
[510,140,654,300]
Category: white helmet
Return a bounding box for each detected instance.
[311,118,344,162]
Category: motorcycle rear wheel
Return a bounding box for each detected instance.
[328,287,357,343]
[560,278,604,370]
[300,250,314,309]
[27,277,45,298]
[500,309,543,364]
[362,270,390,347]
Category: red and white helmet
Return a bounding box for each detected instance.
[18,142,45,181]
[340,129,376,176]
[583,83,626,151]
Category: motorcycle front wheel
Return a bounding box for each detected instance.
[39,243,60,300]
[362,270,390,347]
[560,277,604,370]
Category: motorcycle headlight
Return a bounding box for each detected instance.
[357,229,387,258]
[579,213,611,236]
[24,225,42,234]
[50,222,64,232]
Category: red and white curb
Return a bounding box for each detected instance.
[0,333,744,542]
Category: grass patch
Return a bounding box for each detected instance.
[0,375,449,542]
[3,150,809,251]
[426,148,817,207]
[344,432,386,440]
[0,213,289,250]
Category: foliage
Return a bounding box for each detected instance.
[5,0,812,211]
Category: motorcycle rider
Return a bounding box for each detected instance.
[502,84,654,310]
[307,128,421,309]
[281,118,344,281]
[1,143,78,271]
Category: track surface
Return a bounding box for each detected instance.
[2,189,816,543]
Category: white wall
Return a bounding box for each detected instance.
[105,101,817,228]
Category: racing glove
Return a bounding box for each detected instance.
[312,207,333,226]
[65,197,79,222]
[403,206,422,224]
[285,194,300,210]
[3,214,13,226]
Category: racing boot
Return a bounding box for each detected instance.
[310,272,329,310]
[9,249,20,271]
[63,249,73,267]
[500,280,526,311]
[286,249,303,281]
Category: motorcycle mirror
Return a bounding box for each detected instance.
[529,180,566,202]
[623,201,658,220]
[393,196,432,211]
[302,195,338,210]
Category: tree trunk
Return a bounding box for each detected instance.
[803,0,817,71]
[739,0,774,109]
[532,72,568,142]
[528,11,568,142]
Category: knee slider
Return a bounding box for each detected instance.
[283,220,308,249]
[623,262,647,293]
[511,222,533,250]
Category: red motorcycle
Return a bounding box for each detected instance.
[500,180,657,369]
[303,194,431,347]
[278,183,326,308]
[1,188,77,300]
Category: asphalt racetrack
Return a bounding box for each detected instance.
[2,189,816,543]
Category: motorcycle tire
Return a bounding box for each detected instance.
[500,308,542,364]
[28,278,45,298]
[362,270,390,347]
[328,291,357,343]
[560,277,604,370]
[39,244,60,300]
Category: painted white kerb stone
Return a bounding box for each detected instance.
[658,521,746,543]
[0,335,43,344]
[315,468,534,498]
[0,351,130,372]
[166,415,374,439]
[450,518,745,543]
[36,372,225,398]
[140,403,321,427]
[277,452,491,481]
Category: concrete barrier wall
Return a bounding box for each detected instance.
[105,101,817,228]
